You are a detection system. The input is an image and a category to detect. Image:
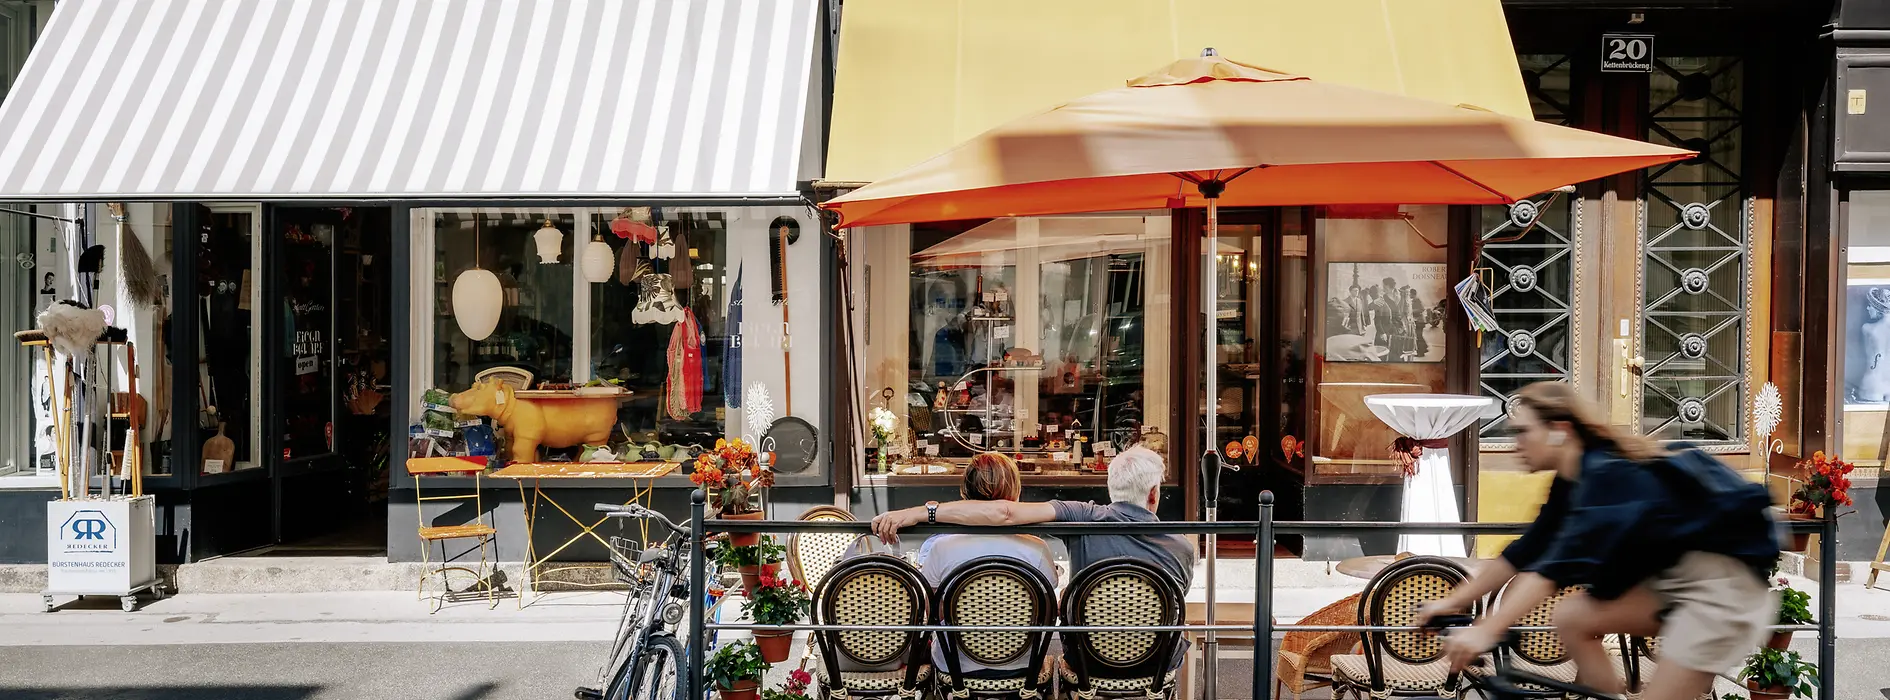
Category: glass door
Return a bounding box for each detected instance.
[196,204,263,476]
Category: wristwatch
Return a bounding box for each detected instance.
[925,501,940,524]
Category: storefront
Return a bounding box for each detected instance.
[0,0,834,564]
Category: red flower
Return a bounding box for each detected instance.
[758,574,775,588]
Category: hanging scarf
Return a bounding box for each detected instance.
[724,266,744,408]
[666,309,704,420]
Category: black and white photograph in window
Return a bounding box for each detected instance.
[1846,277,1890,405]
[1323,262,1447,363]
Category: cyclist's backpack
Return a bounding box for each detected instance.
[1649,446,1781,570]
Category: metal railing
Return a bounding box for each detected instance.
[682,490,1840,700]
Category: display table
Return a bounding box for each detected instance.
[489,460,678,602]
[1361,394,1497,558]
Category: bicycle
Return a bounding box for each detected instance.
[1425,614,1623,700]
[577,502,712,700]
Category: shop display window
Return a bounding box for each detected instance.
[856,213,1174,484]
[432,212,577,391]
[1841,191,1890,468]
[196,207,263,473]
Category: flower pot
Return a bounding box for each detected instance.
[1786,511,1818,552]
[1767,630,1795,650]
[1746,680,1792,700]
[723,510,763,547]
[755,629,794,663]
[720,679,760,700]
[739,563,780,596]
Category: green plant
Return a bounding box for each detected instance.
[713,537,785,569]
[1775,580,1813,626]
[742,574,813,625]
[1740,648,1819,698]
[705,641,770,690]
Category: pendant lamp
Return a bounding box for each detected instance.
[581,234,615,283]
[533,220,564,263]
[451,215,503,341]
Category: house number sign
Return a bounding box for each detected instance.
[1601,34,1654,73]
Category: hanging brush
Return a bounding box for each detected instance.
[110,204,162,309]
[767,216,799,304]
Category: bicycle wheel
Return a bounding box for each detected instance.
[608,633,681,700]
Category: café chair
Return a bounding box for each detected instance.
[407,456,500,613]
[1057,557,1186,700]
[811,554,933,700]
[1462,584,1584,697]
[932,557,1059,700]
[788,505,866,593]
[1330,556,1474,700]
[1618,637,1716,700]
[1273,592,1363,700]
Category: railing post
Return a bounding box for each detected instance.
[1819,509,1836,700]
[690,489,708,700]
[1255,491,1274,700]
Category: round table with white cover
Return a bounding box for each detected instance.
[1362,394,1500,558]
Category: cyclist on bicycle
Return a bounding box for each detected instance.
[1415,381,1779,700]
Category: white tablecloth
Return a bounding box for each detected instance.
[1363,394,1498,557]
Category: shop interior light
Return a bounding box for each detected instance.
[581,234,615,283]
[451,215,502,341]
[533,220,563,263]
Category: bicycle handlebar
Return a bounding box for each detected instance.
[594,503,690,536]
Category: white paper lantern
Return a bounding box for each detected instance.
[581,235,614,283]
[451,268,502,340]
[532,220,564,263]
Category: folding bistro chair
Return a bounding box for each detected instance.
[933,557,1060,700]
[1058,557,1186,700]
[407,456,500,613]
[811,554,934,700]
[1330,556,1474,699]
[788,505,866,593]
[1462,584,1586,696]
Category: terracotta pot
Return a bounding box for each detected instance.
[720,679,760,700]
[755,629,794,663]
[739,563,780,596]
[1746,680,1791,700]
[1786,511,1818,552]
[1767,630,1795,650]
[723,510,764,547]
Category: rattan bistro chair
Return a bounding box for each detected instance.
[812,554,934,700]
[406,456,500,613]
[789,505,867,593]
[1057,558,1186,700]
[1331,556,1474,700]
[933,557,1060,700]
[1461,584,1585,696]
[1274,592,1363,700]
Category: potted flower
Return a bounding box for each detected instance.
[762,670,814,700]
[1739,648,1819,699]
[1771,578,1813,649]
[743,574,813,663]
[715,535,786,596]
[1785,451,1854,549]
[869,407,897,473]
[695,438,771,546]
[706,640,771,700]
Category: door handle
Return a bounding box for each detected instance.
[1615,339,1643,397]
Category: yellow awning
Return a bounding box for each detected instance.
[825,0,1532,185]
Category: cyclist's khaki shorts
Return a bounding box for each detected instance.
[1651,551,1775,673]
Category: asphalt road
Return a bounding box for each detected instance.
[0,642,610,700]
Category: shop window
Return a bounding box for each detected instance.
[0,209,38,479]
[857,213,1174,484]
[1640,56,1747,442]
[1478,54,1579,439]
[1840,191,1890,468]
[196,207,263,473]
[432,212,577,391]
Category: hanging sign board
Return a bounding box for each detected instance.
[1600,34,1654,73]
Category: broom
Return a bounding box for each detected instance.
[110,204,162,310]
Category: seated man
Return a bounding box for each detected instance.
[913,453,1059,680]
[871,446,1195,670]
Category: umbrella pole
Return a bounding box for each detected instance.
[1201,187,1222,700]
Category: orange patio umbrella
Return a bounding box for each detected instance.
[823,52,1692,228]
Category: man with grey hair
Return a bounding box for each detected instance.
[869,445,1195,590]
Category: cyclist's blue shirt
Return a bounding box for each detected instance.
[1500,450,1677,600]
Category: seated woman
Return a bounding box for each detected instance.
[915,453,1060,679]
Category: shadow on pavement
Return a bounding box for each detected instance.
[0,683,504,700]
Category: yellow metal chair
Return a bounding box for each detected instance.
[409,456,500,612]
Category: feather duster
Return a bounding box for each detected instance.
[37,301,107,358]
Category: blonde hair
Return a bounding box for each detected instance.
[962,453,1023,502]
[1514,381,1666,462]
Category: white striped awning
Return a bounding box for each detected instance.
[0,0,820,201]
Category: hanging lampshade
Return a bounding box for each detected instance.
[581,234,615,283]
[451,268,502,340]
[532,220,564,263]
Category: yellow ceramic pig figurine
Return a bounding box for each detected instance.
[449,379,618,464]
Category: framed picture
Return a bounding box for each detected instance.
[1323,262,1448,363]
[1845,277,1890,406]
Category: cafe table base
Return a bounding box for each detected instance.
[489,461,678,603]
